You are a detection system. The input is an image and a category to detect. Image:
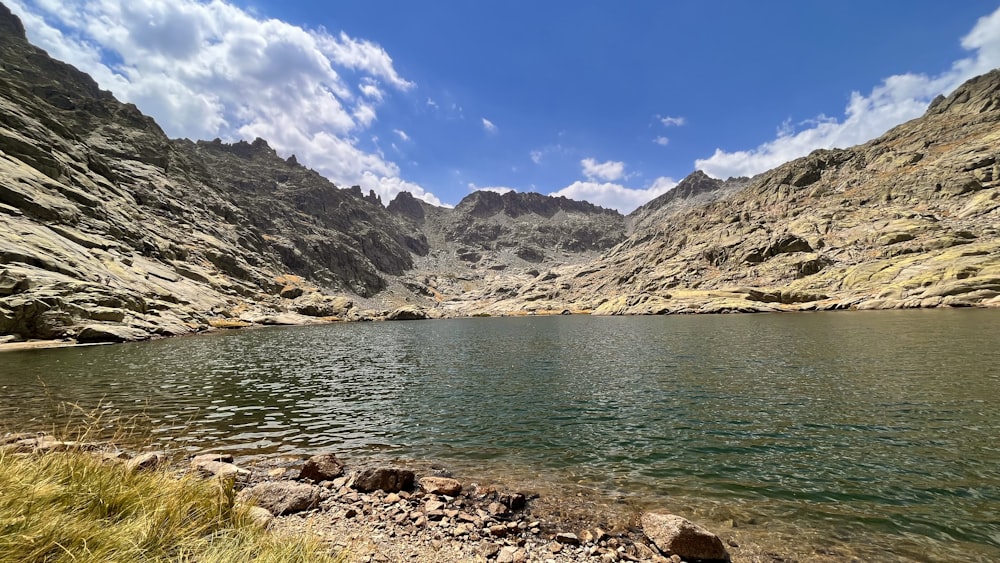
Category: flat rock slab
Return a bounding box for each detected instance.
[641,512,729,561]
[77,324,150,343]
[418,476,462,496]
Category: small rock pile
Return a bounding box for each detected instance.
[222,451,732,563]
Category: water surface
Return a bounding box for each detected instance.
[2,310,998,561]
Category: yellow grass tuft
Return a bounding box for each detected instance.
[0,437,339,562]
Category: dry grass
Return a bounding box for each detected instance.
[0,406,340,563]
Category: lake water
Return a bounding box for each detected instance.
[2,310,999,561]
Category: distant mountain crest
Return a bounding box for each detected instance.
[455,190,621,219]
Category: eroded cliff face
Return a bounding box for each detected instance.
[2,1,999,344]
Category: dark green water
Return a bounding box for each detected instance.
[2,310,999,561]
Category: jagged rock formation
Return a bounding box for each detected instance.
[2,0,999,343]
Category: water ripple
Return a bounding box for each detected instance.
[2,310,1000,560]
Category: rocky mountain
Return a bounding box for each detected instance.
[461,71,1000,315]
[628,171,751,232]
[2,1,999,344]
[0,3,619,342]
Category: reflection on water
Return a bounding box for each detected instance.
[2,310,999,561]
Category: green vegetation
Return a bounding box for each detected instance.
[0,445,339,563]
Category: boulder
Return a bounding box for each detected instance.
[125,452,164,472]
[238,481,321,516]
[418,476,462,496]
[555,532,580,545]
[294,294,352,317]
[641,512,729,561]
[299,452,345,482]
[278,285,304,299]
[385,305,428,321]
[353,466,415,493]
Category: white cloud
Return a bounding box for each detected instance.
[659,115,686,127]
[529,144,569,165]
[393,129,410,142]
[696,6,1000,179]
[552,176,676,213]
[8,0,442,206]
[653,136,669,146]
[581,158,625,182]
[481,117,497,133]
[359,78,384,102]
[468,183,515,194]
[317,31,414,91]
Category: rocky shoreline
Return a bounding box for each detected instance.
[0,432,809,563]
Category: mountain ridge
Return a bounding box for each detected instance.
[2,2,999,344]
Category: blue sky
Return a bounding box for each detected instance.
[9,1,1000,212]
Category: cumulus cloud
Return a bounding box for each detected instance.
[659,115,686,127]
[8,0,442,205]
[530,150,543,164]
[696,6,1000,179]
[653,136,669,146]
[393,129,410,142]
[481,117,497,133]
[581,158,625,182]
[552,176,676,213]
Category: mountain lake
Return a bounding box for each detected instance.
[1,309,998,562]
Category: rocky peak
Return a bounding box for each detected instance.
[387,191,427,222]
[344,185,382,205]
[926,68,1000,116]
[0,7,112,111]
[0,3,25,40]
[630,170,749,225]
[200,137,279,160]
[631,171,722,218]
[456,190,621,220]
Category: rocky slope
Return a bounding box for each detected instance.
[0,3,619,342]
[386,190,625,309]
[458,72,1000,315]
[2,1,1000,344]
